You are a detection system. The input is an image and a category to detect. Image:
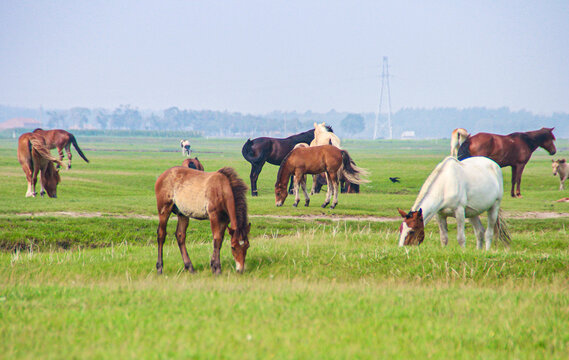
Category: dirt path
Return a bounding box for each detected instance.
[8,211,569,222]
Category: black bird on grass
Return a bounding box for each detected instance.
[389,177,400,183]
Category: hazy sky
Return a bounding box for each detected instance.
[1,0,568,114]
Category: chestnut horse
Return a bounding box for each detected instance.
[33,128,89,169]
[457,127,556,198]
[155,166,250,275]
[17,133,64,198]
[182,157,204,171]
[242,127,332,196]
[275,145,369,209]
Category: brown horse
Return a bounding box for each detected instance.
[155,166,250,275]
[182,157,204,171]
[457,127,556,198]
[275,145,369,209]
[33,128,89,169]
[17,133,64,198]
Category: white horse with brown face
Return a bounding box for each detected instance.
[397,156,510,250]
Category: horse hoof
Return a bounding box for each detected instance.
[293,202,298,207]
[305,200,310,207]
[330,204,336,209]
[321,202,329,208]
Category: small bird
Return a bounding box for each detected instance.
[389,177,400,183]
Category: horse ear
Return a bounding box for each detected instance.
[228,226,235,236]
[417,208,423,217]
[397,208,407,218]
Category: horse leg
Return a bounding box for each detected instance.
[310,175,317,195]
[65,144,72,169]
[156,211,170,274]
[484,203,500,250]
[300,176,310,206]
[175,215,195,272]
[561,174,568,191]
[292,172,301,207]
[454,207,466,248]
[514,164,525,198]
[329,172,339,209]
[209,214,227,275]
[321,173,331,208]
[31,165,40,197]
[56,146,64,169]
[249,162,264,196]
[435,214,449,246]
[509,165,517,198]
[469,216,486,250]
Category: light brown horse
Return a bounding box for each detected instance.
[17,133,64,198]
[33,128,89,169]
[155,166,250,275]
[182,157,204,171]
[275,145,369,209]
[457,127,556,198]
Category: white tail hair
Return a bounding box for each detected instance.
[450,128,469,157]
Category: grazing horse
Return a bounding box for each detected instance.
[242,127,331,196]
[155,166,251,275]
[32,128,89,169]
[457,127,556,198]
[182,157,204,171]
[450,128,469,157]
[180,139,191,156]
[552,159,568,190]
[398,156,510,250]
[17,133,64,198]
[275,145,369,209]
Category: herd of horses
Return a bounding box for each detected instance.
[16,124,561,274]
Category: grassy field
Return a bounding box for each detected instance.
[1,135,568,359]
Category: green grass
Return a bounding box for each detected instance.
[1,136,568,359]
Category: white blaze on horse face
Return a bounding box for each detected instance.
[398,222,411,247]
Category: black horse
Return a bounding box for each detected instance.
[242,127,333,196]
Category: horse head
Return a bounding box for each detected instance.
[274,181,288,206]
[42,161,61,198]
[539,128,557,155]
[552,159,566,176]
[180,139,191,156]
[397,208,425,246]
[228,223,251,273]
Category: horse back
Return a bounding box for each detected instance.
[289,145,342,174]
[467,132,533,166]
[33,129,71,149]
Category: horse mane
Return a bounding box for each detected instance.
[412,157,457,211]
[216,167,248,233]
[325,125,334,133]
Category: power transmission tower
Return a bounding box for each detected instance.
[373,56,393,140]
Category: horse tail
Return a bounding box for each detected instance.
[29,136,65,168]
[217,167,249,231]
[494,209,511,247]
[70,134,89,163]
[450,128,469,157]
[241,139,265,164]
[457,136,472,161]
[340,150,370,185]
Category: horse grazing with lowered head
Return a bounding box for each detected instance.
[275,145,369,209]
[457,127,556,198]
[398,156,510,250]
[155,166,250,275]
[552,159,568,190]
[242,127,332,196]
[17,133,64,198]
[32,128,89,169]
[182,157,204,171]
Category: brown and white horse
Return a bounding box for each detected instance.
[182,157,204,171]
[33,128,89,169]
[17,133,64,198]
[457,127,556,198]
[275,145,368,209]
[552,159,568,191]
[155,166,250,275]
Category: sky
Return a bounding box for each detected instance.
[1,0,568,115]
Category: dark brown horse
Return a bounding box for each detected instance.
[312,173,360,194]
[33,128,89,169]
[458,127,556,198]
[17,133,64,198]
[155,166,250,275]
[182,157,204,171]
[275,145,368,209]
[242,127,332,196]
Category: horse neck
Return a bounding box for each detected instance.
[411,160,453,224]
[288,130,314,143]
[411,192,442,225]
[523,130,550,151]
[277,162,292,187]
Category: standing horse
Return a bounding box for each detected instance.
[33,128,89,169]
[17,133,64,198]
[182,157,204,171]
[457,127,556,198]
[397,156,510,250]
[155,166,250,275]
[552,159,568,190]
[242,128,335,196]
[313,122,341,147]
[275,145,369,209]
[180,139,191,156]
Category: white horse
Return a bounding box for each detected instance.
[180,139,191,156]
[450,128,469,157]
[313,122,341,148]
[552,159,568,190]
[397,156,510,250]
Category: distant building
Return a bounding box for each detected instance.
[0,118,41,130]
[400,130,416,139]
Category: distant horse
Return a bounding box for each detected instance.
[17,132,64,198]
[275,145,369,209]
[450,128,469,157]
[182,157,204,171]
[552,159,568,190]
[32,128,89,169]
[180,139,191,156]
[155,166,250,275]
[242,127,331,196]
[457,127,556,198]
[398,156,510,250]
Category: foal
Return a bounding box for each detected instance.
[552,159,568,190]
